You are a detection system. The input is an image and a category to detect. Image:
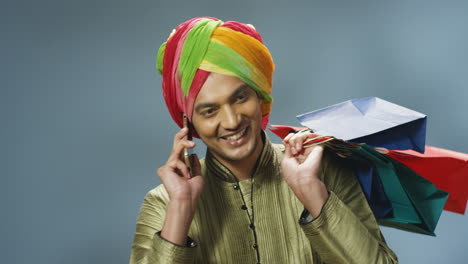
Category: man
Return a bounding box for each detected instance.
[130,17,398,263]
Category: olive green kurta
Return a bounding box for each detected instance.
[130,136,398,263]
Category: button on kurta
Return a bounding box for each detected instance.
[241,205,247,210]
[233,184,239,190]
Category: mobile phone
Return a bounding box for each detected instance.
[183,114,193,173]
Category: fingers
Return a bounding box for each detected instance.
[303,145,324,167]
[168,140,195,165]
[283,132,295,143]
[174,127,189,145]
[159,128,197,180]
[170,129,196,161]
[160,158,191,179]
[283,131,320,155]
[282,133,294,158]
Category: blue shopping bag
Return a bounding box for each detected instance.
[296,97,427,153]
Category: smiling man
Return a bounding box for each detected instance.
[130,17,398,264]
[192,74,264,179]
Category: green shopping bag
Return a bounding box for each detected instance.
[354,145,448,235]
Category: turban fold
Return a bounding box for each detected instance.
[157,17,275,136]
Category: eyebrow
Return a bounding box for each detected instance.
[194,83,251,113]
[231,84,251,99]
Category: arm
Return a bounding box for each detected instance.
[130,128,203,264]
[301,156,398,264]
[282,131,398,264]
[130,187,197,264]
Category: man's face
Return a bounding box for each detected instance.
[192,73,264,164]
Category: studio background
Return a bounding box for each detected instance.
[3,0,467,263]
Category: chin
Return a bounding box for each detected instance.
[225,144,257,161]
[212,144,257,163]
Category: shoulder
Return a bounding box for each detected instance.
[321,150,347,174]
[319,149,358,192]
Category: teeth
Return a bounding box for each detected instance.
[225,128,246,141]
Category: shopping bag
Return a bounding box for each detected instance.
[270,125,448,235]
[384,146,468,214]
[353,165,393,220]
[354,145,448,236]
[296,97,427,153]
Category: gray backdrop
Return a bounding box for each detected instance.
[3,0,467,263]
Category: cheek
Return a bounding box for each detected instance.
[245,99,263,120]
[192,117,218,138]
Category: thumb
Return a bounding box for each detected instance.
[303,145,324,168]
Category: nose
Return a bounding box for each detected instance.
[220,105,241,130]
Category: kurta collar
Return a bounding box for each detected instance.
[205,131,276,183]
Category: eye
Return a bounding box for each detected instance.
[201,108,216,117]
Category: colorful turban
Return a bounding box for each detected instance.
[157,17,275,136]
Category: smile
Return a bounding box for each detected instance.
[222,127,248,142]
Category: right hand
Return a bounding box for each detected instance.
[157,127,204,214]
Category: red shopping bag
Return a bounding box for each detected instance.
[384,146,468,214]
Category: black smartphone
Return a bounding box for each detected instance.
[183,113,193,173]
